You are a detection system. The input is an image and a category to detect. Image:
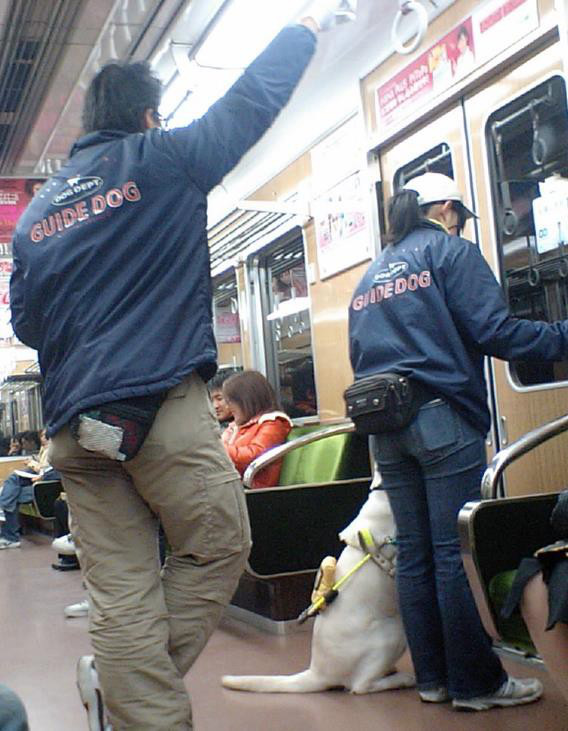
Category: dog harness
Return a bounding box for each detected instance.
[297,530,397,624]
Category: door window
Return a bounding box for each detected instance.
[376,143,454,239]
[212,273,243,369]
[393,143,454,192]
[486,76,568,386]
[257,237,317,419]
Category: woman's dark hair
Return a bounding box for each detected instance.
[457,25,470,44]
[386,189,426,244]
[223,370,280,424]
[82,61,162,134]
[208,367,242,393]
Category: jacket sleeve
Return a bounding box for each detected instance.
[157,25,317,193]
[10,247,41,350]
[225,418,291,476]
[442,239,568,361]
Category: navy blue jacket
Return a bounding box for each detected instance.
[10,26,316,437]
[349,221,568,435]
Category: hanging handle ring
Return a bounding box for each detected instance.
[391,1,428,55]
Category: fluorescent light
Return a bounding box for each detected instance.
[160,73,192,118]
[168,67,240,126]
[163,0,312,126]
[195,0,310,69]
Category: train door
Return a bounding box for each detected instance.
[379,105,501,461]
[465,42,568,495]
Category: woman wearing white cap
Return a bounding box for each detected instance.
[348,172,568,711]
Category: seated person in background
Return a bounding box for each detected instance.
[288,361,317,418]
[20,430,41,456]
[0,429,60,549]
[222,370,292,488]
[502,489,568,703]
[7,434,23,456]
[51,494,80,571]
[208,369,239,429]
[0,436,10,457]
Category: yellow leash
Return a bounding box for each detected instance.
[297,529,378,625]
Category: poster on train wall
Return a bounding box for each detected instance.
[313,172,373,281]
[0,178,45,340]
[376,0,539,129]
[215,309,241,343]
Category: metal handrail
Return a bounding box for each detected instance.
[481,412,568,499]
[242,422,355,488]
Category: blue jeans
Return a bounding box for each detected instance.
[0,474,34,542]
[371,398,507,700]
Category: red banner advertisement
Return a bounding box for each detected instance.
[0,178,45,340]
[377,17,474,128]
[376,0,538,130]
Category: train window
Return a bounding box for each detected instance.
[259,237,318,419]
[377,144,454,240]
[486,75,568,386]
[212,273,243,370]
[393,143,454,192]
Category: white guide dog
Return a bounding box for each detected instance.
[221,485,415,694]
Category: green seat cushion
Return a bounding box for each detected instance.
[278,426,353,486]
[19,503,39,518]
[488,570,537,655]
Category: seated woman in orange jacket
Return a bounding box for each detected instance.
[222,370,293,488]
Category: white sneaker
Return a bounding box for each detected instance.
[419,686,450,703]
[52,533,76,555]
[65,599,89,618]
[453,676,543,711]
[0,509,5,521]
[0,537,20,549]
[77,655,111,730]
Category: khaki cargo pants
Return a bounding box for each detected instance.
[49,373,251,730]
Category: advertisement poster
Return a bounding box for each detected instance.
[0,178,45,340]
[215,309,241,344]
[314,173,373,281]
[377,0,538,129]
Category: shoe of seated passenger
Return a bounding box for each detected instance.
[453,676,543,711]
[0,509,5,521]
[77,655,112,730]
[65,598,89,618]
[51,533,76,555]
[0,537,20,549]
[419,686,450,703]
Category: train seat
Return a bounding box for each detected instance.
[459,492,559,657]
[19,479,63,522]
[227,423,372,633]
[458,412,568,659]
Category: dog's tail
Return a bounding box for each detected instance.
[221,669,329,693]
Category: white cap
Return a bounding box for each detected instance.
[403,172,478,219]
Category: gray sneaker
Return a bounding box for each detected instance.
[0,537,21,549]
[77,655,112,730]
[65,598,89,618]
[419,686,450,703]
[453,676,543,711]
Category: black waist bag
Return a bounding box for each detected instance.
[344,373,419,435]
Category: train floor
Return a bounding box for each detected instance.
[2,531,568,731]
